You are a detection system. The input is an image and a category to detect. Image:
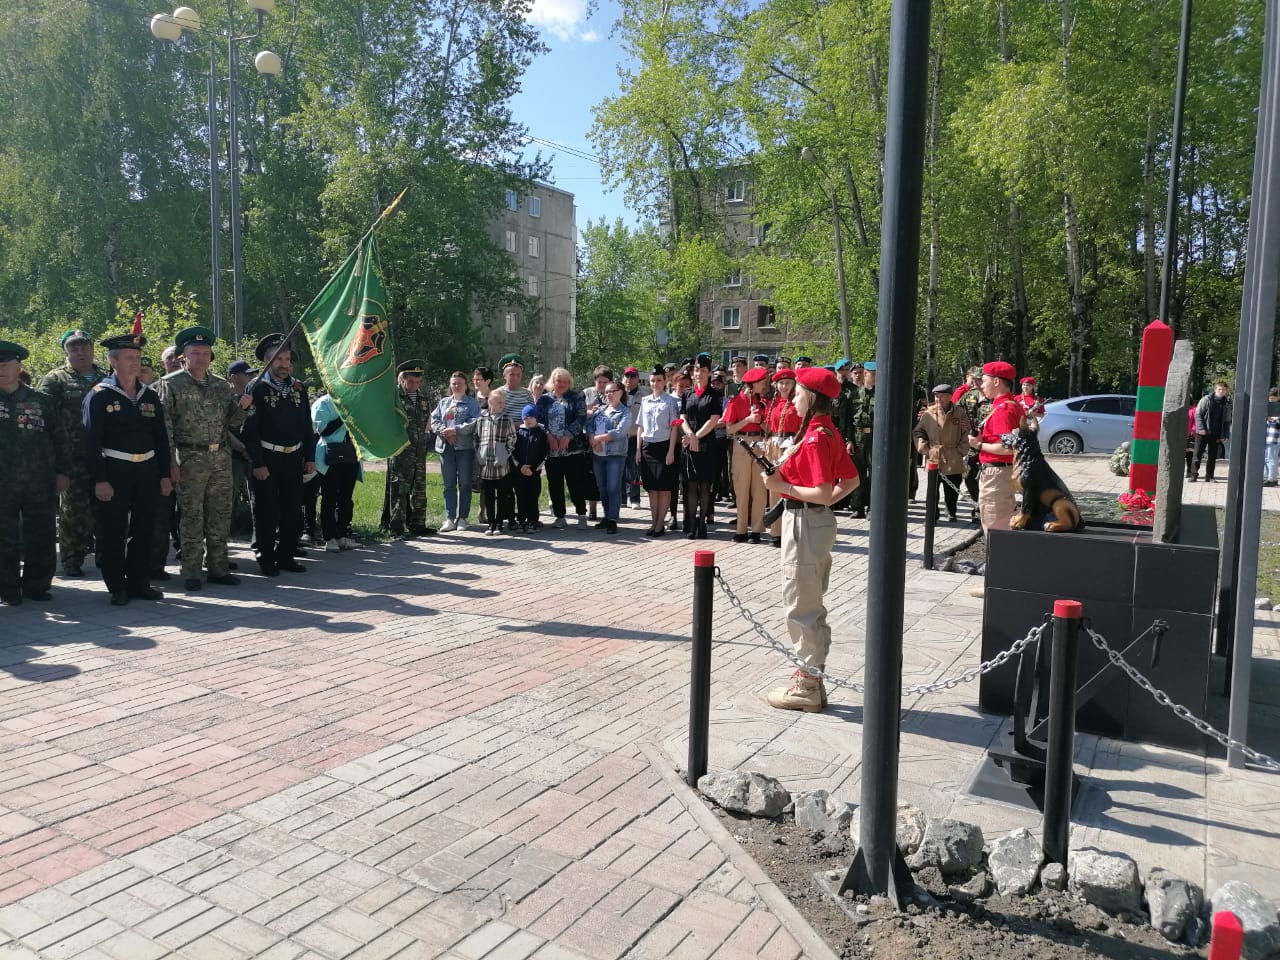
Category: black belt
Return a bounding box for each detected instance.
[784,499,827,511]
[178,442,223,452]
[982,462,1012,469]
[774,432,796,440]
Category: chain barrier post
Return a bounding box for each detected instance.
[922,464,939,570]
[687,550,716,787]
[1043,599,1082,870]
[1209,911,1244,960]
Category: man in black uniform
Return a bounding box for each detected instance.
[83,332,172,605]
[241,334,316,577]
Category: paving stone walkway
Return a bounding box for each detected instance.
[0,458,1276,959]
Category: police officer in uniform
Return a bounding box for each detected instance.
[156,326,247,591]
[0,341,71,605]
[241,334,316,576]
[385,358,433,537]
[762,367,859,712]
[83,332,172,605]
[39,329,106,576]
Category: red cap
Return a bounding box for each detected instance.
[623,366,639,375]
[771,368,797,382]
[741,368,768,384]
[983,361,1016,382]
[1020,376,1036,385]
[796,366,840,399]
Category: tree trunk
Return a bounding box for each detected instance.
[1143,108,1158,321]
[1008,200,1028,374]
[1063,191,1090,396]
[925,29,944,386]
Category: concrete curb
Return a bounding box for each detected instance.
[639,741,842,960]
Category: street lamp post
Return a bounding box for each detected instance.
[150,1,281,348]
[801,146,853,362]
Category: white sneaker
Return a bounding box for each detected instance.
[325,539,340,553]
[439,518,457,532]
[455,518,468,532]
[338,537,359,550]
[576,515,588,528]
[553,516,567,529]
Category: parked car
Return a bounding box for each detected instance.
[1037,394,1137,455]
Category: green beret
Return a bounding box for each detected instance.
[499,353,524,371]
[0,340,30,363]
[175,325,216,352]
[60,329,92,348]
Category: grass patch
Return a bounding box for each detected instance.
[1258,510,1280,602]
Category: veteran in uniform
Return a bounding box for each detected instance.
[0,341,71,605]
[83,332,172,605]
[241,334,315,576]
[156,326,247,591]
[39,329,106,576]
[385,359,433,537]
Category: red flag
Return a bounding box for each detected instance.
[131,312,144,336]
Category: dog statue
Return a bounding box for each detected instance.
[1000,426,1085,532]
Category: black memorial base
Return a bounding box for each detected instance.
[978,504,1219,753]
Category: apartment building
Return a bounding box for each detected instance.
[484,182,577,373]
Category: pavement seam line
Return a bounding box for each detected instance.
[637,741,841,960]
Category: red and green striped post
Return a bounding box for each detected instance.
[1129,319,1175,495]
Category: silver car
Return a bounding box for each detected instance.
[1038,394,1136,455]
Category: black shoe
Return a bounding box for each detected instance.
[1187,475,1198,482]
[22,589,52,601]
[258,562,279,578]
[606,520,618,534]
[278,559,306,573]
[62,565,83,578]
[595,520,609,529]
[109,591,129,606]
[686,528,697,540]
[772,538,782,548]
[409,525,437,537]
[732,533,748,543]
[128,587,163,601]
[1,593,22,606]
[207,573,240,586]
[948,513,958,522]
[748,532,761,544]
[653,528,666,538]
[150,569,171,582]
[184,579,202,591]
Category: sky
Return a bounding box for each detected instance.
[512,0,639,232]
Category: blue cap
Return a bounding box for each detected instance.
[863,361,877,372]
[835,358,851,370]
[228,360,257,376]
[520,404,539,420]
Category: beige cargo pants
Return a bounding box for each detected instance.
[781,503,838,673]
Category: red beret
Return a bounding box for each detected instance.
[771,368,797,382]
[1020,376,1036,385]
[741,368,768,384]
[796,366,840,399]
[983,361,1016,382]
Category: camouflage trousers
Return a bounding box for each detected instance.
[57,466,96,569]
[176,448,234,579]
[0,481,57,597]
[387,448,428,531]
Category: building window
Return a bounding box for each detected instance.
[724,269,742,287]
[504,188,519,211]
[528,275,538,296]
[528,235,540,257]
[725,179,745,203]
[721,349,737,368]
[528,195,542,218]
[504,311,517,334]
[757,305,776,329]
[721,306,741,329]
[505,229,517,253]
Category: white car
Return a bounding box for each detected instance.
[1037,394,1137,455]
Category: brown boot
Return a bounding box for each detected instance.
[767,671,825,712]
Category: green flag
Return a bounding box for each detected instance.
[299,229,408,460]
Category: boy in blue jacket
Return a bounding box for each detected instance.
[512,404,549,531]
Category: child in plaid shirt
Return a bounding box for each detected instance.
[475,387,517,535]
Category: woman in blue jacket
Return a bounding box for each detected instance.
[431,371,482,531]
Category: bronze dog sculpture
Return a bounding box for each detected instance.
[1001,426,1084,532]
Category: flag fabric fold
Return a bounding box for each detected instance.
[299,230,408,461]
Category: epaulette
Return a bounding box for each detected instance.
[91,383,107,392]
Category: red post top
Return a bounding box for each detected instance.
[694,550,716,568]
[1054,599,1083,619]
[1209,911,1244,960]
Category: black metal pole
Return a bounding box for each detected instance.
[840,0,932,907]
[207,40,223,342]
[1042,599,1082,868]
[922,467,939,570]
[1157,0,1193,331]
[687,549,715,787]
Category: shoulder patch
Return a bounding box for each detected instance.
[91,384,107,392]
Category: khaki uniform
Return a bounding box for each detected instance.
[912,403,972,475]
[781,505,839,668]
[37,363,105,569]
[730,441,767,533]
[387,386,433,532]
[156,370,245,580]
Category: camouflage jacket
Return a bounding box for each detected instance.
[834,381,859,442]
[0,383,71,484]
[957,385,992,432]
[155,369,245,462]
[852,386,875,434]
[398,385,434,453]
[38,363,106,462]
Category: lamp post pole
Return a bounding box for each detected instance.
[227,17,246,349]
[206,39,224,339]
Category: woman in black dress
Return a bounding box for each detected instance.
[678,353,723,539]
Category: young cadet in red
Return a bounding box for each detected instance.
[1017,376,1045,420]
[724,367,770,542]
[764,368,802,546]
[761,366,859,712]
[969,360,1025,532]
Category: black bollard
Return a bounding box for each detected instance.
[687,549,716,787]
[922,467,939,570]
[1042,599,1082,869]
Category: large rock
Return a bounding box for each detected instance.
[697,770,791,818]
[1208,880,1280,960]
[1041,862,1067,891]
[907,818,984,878]
[988,828,1042,896]
[793,790,854,835]
[849,802,928,856]
[1068,848,1142,915]
[1146,868,1203,943]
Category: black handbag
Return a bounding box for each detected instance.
[326,437,357,464]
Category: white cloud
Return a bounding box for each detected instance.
[527,0,599,42]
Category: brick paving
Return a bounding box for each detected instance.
[0,462,1277,958]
